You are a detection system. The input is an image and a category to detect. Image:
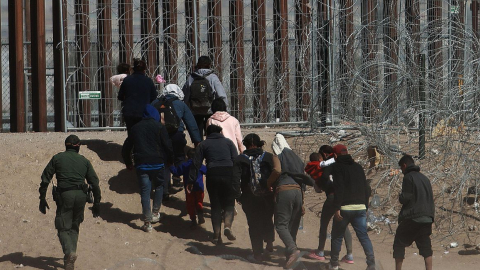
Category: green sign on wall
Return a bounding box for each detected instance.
[79,91,101,100]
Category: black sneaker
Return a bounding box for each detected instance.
[224,228,236,241]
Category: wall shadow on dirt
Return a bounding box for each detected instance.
[0,251,63,270]
[161,195,212,219]
[108,169,138,194]
[183,241,293,269]
[155,212,212,243]
[81,139,125,163]
[96,202,143,231]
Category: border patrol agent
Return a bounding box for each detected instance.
[39,135,101,270]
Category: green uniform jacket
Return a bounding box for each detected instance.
[39,149,101,203]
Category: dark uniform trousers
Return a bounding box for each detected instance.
[55,190,87,255]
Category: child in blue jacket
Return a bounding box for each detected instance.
[170,148,207,228]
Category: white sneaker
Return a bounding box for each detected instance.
[151,213,161,223]
[141,223,153,232]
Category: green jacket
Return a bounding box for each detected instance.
[39,149,101,203]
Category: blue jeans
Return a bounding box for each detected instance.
[331,209,375,267]
[137,168,164,222]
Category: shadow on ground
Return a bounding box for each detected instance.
[161,195,212,219]
[459,249,480,255]
[0,252,63,270]
[96,202,143,231]
[81,139,125,162]
[156,213,211,243]
[108,169,138,194]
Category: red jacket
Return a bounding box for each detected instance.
[305,161,323,184]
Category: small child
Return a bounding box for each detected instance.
[110,63,131,88]
[304,152,335,192]
[170,148,207,229]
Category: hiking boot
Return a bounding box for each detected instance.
[190,220,198,230]
[224,228,236,241]
[64,253,77,270]
[247,254,263,264]
[285,250,301,269]
[265,241,274,252]
[341,254,354,264]
[151,212,161,224]
[211,236,223,245]
[197,212,205,225]
[141,222,152,232]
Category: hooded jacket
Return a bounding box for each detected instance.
[206,111,244,153]
[398,164,435,222]
[329,154,371,210]
[122,105,174,167]
[182,68,228,111]
[151,84,202,143]
[188,132,238,184]
[117,72,158,118]
[270,135,314,187]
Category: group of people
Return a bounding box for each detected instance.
[36,55,435,270]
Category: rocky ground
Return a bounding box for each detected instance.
[0,129,478,269]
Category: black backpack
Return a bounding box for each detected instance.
[153,96,181,135]
[189,72,214,114]
[242,151,270,196]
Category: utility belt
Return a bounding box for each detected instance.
[55,184,85,194]
[52,183,93,204]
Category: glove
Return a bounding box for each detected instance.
[39,198,49,214]
[92,203,100,218]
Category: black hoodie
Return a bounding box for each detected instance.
[398,164,435,222]
[188,133,238,184]
[330,154,371,210]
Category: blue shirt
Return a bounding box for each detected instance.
[170,159,206,192]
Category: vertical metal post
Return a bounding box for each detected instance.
[163,0,178,82]
[229,0,245,121]
[252,0,267,122]
[419,54,426,159]
[119,0,134,64]
[208,0,222,79]
[8,0,25,132]
[330,0,335,127]
[31,0,47,132]
[53,0,66,132]
[193,0,199,61]
[274,0,290,121]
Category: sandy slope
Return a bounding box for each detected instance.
[0,130,477,270]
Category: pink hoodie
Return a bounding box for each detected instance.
[206,111,245,154]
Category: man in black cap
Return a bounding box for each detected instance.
[39,135,101,270]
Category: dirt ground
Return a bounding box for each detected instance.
[0,129,478,270]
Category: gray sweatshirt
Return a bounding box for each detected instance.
[182,68,229,110]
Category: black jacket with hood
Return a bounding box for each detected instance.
[328,154,371,210]
[398,164,435,222]
[122,105,174,166]
[188,132,238,184]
